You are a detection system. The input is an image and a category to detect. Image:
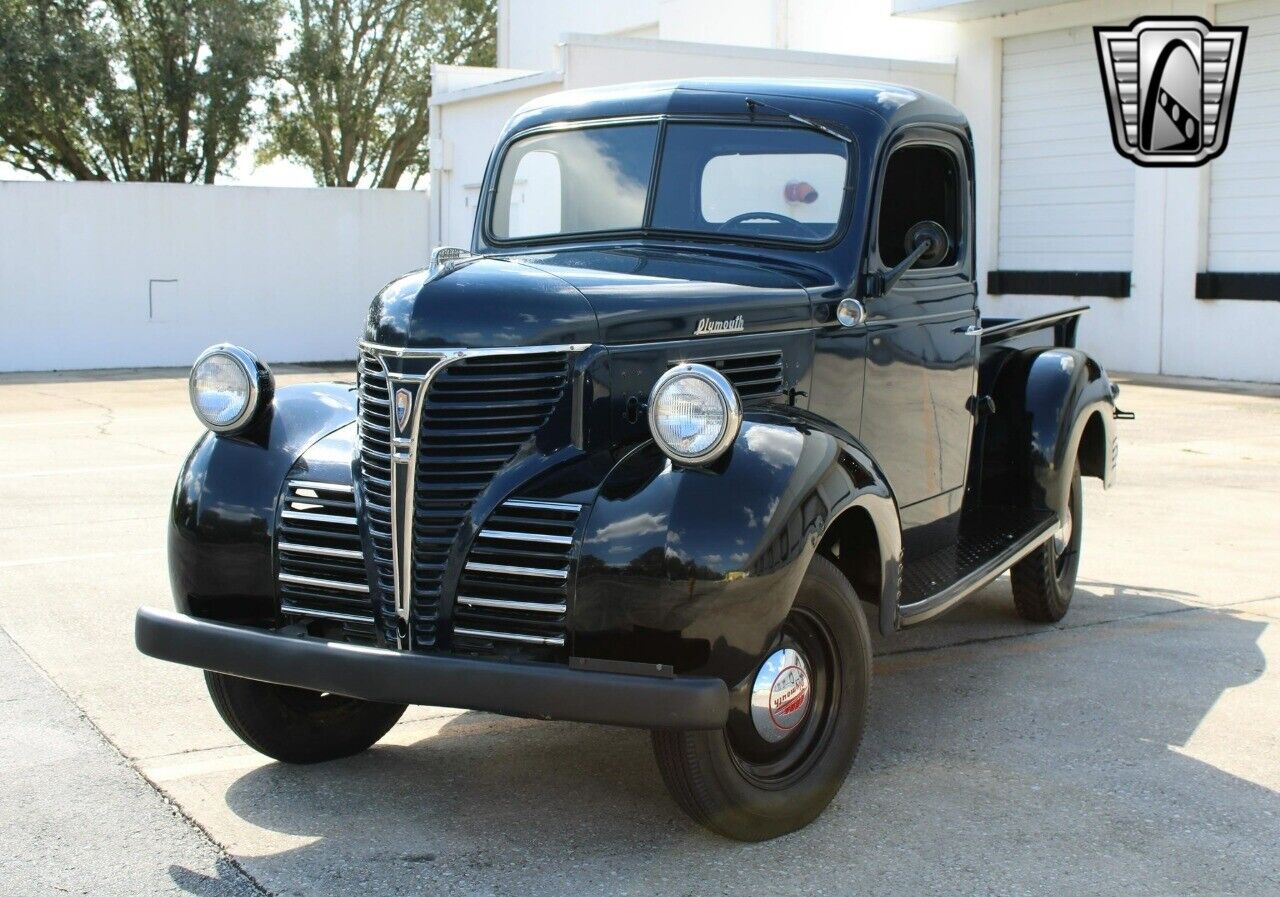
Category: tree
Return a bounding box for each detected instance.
[0,0,279,182]
[263,0,496,188]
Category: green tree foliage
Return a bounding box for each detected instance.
[262,0,496,188]
[0,0,279,182]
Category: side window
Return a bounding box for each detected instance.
[877,144,962,269]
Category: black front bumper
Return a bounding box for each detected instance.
[135,608,729,730]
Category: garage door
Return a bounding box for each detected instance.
[1208,0,1280,273]
[998,27,1135,279]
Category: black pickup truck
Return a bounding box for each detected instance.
[137,78,1121,841]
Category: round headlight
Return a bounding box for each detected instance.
[188,344,269,433]
[648,363,742,465]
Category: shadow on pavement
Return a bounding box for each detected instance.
[197,582,1277,895]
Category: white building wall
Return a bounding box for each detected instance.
[947,0,1280,381]
[500,0,661,69]
[0,182,430,372]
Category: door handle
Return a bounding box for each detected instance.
[961,324,983,337]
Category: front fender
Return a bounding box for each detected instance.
[573,409,899,686]
[169,382,357,622]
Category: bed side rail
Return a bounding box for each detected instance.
[978,306,1089,348]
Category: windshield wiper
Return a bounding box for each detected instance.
[744,97,852,144]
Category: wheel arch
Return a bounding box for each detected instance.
[573,409,903,680]
[980,346,1117,518]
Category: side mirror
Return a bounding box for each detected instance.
[864,219,951,298]
[904,220,950,269]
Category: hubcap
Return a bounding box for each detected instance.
[750,647,812,743]
[1053,505,1074,555]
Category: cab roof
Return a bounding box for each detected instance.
[504,77,969,141]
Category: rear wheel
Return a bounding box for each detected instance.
[651,555,872,841]
[1011,462,1083,623]
[205,672,406,764]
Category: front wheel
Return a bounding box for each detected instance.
[205,672,406,764]
[651,555,872,841]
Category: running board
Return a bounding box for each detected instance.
[896,508,1058,628]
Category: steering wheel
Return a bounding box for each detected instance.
[718,211,806,235]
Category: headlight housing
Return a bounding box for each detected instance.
[648,363,742,465]
[188,344,272,434]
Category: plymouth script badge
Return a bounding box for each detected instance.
[1095,17,1247,166]
[694,314,745,336]
[394,387,413,432]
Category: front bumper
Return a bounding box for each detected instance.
[135,607,729,730]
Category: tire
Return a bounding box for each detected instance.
[1011,461,1083,623]
[651,555,872,841]
[205,672,406,764]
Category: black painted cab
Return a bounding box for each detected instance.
[138,78,1121,841]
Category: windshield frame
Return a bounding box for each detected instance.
[481,114,858,252]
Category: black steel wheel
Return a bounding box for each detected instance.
[205,672,406,764]
[1011,461,1083,623]
[651,555,872,841]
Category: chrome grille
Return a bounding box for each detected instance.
[276,480,376,642]
[455,499,582,654]
[411,353,571,648]
[356,350,396,642]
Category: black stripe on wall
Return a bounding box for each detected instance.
[987,270,1131,298]
[1195,273,1280,301]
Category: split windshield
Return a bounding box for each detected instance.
[489,120,850,245]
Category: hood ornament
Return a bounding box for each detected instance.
[426,246,480,282]
[694,315,745,336]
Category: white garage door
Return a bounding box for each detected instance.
[1209,0,1280,272]
[998,27,1135,272]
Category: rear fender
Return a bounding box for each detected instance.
[981,347,1116,517]
[169,383,357,621]
[573,409,900,686]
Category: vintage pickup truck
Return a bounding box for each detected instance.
[137,78,1121,840]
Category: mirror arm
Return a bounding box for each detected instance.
[864,238,933,299]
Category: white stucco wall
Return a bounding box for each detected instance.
[0,182,430,372]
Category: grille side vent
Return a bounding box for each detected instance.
[412,353,572,650]
[277,480,376,643]
[356,350,397,643]
[686,351,784,398]
[454,498,582,657]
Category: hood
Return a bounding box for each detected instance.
[363,257,598,350]
[363,247,815,350]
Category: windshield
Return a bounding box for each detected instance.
[489,120,851,245]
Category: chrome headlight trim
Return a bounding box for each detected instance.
[188,343,271,434]
[647,363,742,466]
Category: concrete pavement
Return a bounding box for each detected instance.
[0,365,1277,896]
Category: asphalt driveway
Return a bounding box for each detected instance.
[1,366,1277,896]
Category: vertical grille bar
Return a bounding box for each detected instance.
[357,350,398,644]
[411,352,571,649]
[357,344,581,654]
